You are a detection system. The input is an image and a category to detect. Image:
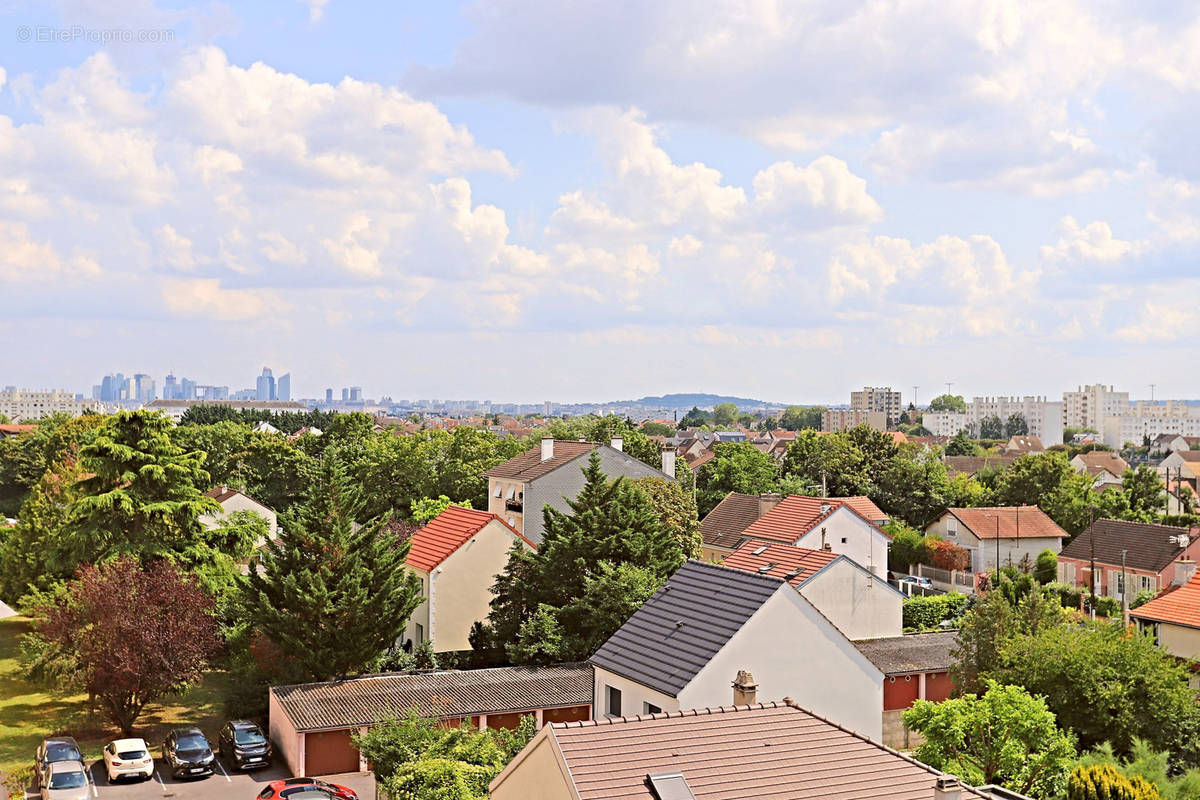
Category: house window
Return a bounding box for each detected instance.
[947,518,958,537]
[492,484,502,498]
[840,537,847,544]
[644,702,662,714]
[606,685,622,717]
[1139,575,1156,593]
[415,623,424,645]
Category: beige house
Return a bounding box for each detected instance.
[924,506,1067,574]
[1131,565,1200,689]
[1159,450,1200,490]
[401,505,535,653]
[1071,451,1129,488]
[200,486,278,548]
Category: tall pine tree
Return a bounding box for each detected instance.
[241,458,422,681]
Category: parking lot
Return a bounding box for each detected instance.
[13,762,377,800]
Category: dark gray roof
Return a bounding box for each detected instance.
[853,632,958,675]
[589,560,783,697]
[271,664,591,731]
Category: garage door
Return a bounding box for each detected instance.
[304,729,359,776]
[543,705,590,724]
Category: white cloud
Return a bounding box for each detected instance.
[752,156,882,226]
[162,278,289,321]
[1115,302,1197,343]
[1040,216,1140,264]
[0,221,101,282]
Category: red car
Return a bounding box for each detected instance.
[257,777,359,800]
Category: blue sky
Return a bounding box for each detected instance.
[1,0,1198,404]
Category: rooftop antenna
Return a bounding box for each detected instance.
[1150,384,1156,403]
[913,386,919,407]
[945,382,954,396]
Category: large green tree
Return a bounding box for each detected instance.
[0,458,86,604]
[929,394,967,413]
[944,430,977,456]
[781,430,869,498]
[712,402,738,427]
[1123,466,1166,519]
[778,406,824,431]
[696,442,780,515]
[994,452,1095,535]
[241,458,423,681]
[629,477,702,558]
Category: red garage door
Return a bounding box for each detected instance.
[304,729,359,776]
[543,705,591,724]
[485,712,532,730]
[883,675,920,711]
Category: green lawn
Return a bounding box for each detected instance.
[0,615,230,781]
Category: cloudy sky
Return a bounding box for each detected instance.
[1,1,1198,404]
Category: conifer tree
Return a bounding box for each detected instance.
[242,458,422,681]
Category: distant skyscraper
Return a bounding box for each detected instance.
[277,373,291,402]
[256,367,276,401]
[180,378,197,400]
[349,386,363,402]
[325,388,333,403]
[342,387,349,402]
[132,374,155,403]
[98,373,127,403]
[164,373,179,400]
[544,400,552,416]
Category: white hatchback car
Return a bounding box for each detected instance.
[102,738,154,783]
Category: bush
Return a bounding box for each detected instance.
[1036,549,1058,584]
[903,593,970,631]
[927,539,970,571]
[1130,589,1156,610]
[887,522,927,571]
[1094,596,1122,618]
[1045,582,1086,611]
[1068,764,1161,800]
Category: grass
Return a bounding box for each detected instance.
[0,615,230,781]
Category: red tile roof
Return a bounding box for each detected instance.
[739,496,889,544]
[721,540,839,586]
[405,506,532,572]
[524,701,986,800]
[946,506,1068,540]
[1131,570,1200,629]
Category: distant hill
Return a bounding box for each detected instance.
[625,393,787,410]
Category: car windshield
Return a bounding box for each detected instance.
[176,735,208,752]
[118,750,148,760]
[49,770,87,789]
[46,742,81,762]
[234,728,266,746]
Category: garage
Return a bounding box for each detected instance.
[543,705,590,724]
[304,729,360,776]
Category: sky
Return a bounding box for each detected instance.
[1,1,1199,404]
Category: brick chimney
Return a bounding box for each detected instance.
[758,493,782,518]
[1174,558,1197,586]
[661,447,676,479]
[732,670,758,705]
[933,776,961,800]
[540,437,554,462]
[611,436,623,452]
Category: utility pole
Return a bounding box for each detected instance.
[1121,548,1129,625]
[945,382,954,396]
[1150,384,1156,403]
[1088,505,1097,620]
[995,514,1001,577]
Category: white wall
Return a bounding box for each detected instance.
[679,586,884,741]
[200,493,278,547]
[799,558,903,640]
[793,507,889,577]
[592,667,680,719]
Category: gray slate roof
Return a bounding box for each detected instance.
[272,664,591,731]
[589,560,783,697]
[853,632,958,675]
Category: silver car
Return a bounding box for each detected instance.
[39,760,91,800]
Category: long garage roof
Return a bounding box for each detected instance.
[272,663,592,731]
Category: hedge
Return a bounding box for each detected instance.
[903,592,970,631]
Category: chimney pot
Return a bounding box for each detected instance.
[732,670,758,706]
[661,447,676,479]
[541,437,554,462]
[933,776,961,800]
[611,436,623,452]
[820,502,832,515]
[1174,558,1197,586]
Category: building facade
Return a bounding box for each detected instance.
[0,389,100,421]
[1064,383,1130,430]
[850,387,903,425]
[822,408,887,432]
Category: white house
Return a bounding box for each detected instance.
[736,495,891,577]
[924,506,1068,573]
[201,487,278,548]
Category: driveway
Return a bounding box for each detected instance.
[11,759,377,800]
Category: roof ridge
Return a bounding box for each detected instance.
[679,557,787,585]
[551,701,784,729]
[272,661,589,692]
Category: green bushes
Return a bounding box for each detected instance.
[1035,549,1058,583]
[1068,764,1161,800]
[886,522,970,573]
[903,593,970,631]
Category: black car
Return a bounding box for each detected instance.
[161,726,216,779]
[218,720,272,770]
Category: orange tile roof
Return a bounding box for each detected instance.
[1131,571,1200,629]
[405,506,532,572]
[739,495,890,544]
[947,506,1068,540]
[722,540,839,586]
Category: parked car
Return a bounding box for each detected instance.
[102,738,154,783]
[218,719,272,770]
[39,760,90,800]
[162,726,216,778]
[257,777,359,800]
[897,575,934,590]
[36,736,84,773]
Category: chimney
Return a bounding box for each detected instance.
[820,501,832,515]
[1174,558,1197,586]
[661,447,676,479]
[758,493,782,518]
[933,776,961,800]
[732,670,758,705]
[540,437,554,462]
[611,436,623,452]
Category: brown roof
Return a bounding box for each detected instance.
[514,701,986,800]
[1130,571,1200,629]
[943,455,1016,476]
[739,496,889,545]
[271,664,591,731]
[203,486,273,510]
[945,506,1067,540]
[1074,451,1129,476]
[1060,518,1195,573]
[721,540,839,586]
[698,493,766,550]
[1173,451,1200,462]
[482,440,598,481]
[1004,435,1044,453]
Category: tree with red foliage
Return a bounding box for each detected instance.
[26,557,219,735]
[927,538,970,571]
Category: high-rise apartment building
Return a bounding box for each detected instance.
[277,373,291,402]
[1063,384,1130,430]
[0,389,99,421]
[850,386,902,425]
[923,396,1064,443]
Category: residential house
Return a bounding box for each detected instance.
[1151,433,1190,456]
[734,495,892,576]
[1002,435,1044,455]
[0,424,37,439]
[1130,564,1200,687]
[489,700,989,800]
[400,506,535,653]
[1058,519,1200,601]
[697,492,780,562]
[1159,450,1200,491]
[483,438,675,545]
[924,506,1068,573]
[1071,451,1129,489]
[200,487,278,548]
[854,632,958,749]
[589,560,886,739]
[269,664,591,777]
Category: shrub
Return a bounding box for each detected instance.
[1045,582,1086,611]
[1068,764,1162,800]
[1035,549,1058,584]
[927,539,970,571]
[1094,596,1122,618]
[1130,589,1156,610]
[903,593,971,631]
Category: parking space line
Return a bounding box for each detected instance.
[154,769,169,794]
[214,758,232,783]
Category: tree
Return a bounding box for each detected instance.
[237,433,317,514]
[63,410,219,568]
[994,452,1096,535]
[904,681,1077,798]
[696,442,779,516]
[679,406,711,428]
[945,431,977,456]
[1035,549,1058,584]
[640,422,675,437]
[1123,466,1166,519]
[951,587,1067,694]
[629,477,702,558]
[411,495,465,525]
[1005,413,1029,437]
[781,430,869,498]
[0,458,86,604]
[169,420,253,490]
[0,413,107,516]
[996,621,1200,760]
[873,447,952,528]
[24,557,219,735]
[979,414,1004,439]
[241,458,423,681]
[928,394,967,413]
[712,402,738,427]
[778,406,823,431]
